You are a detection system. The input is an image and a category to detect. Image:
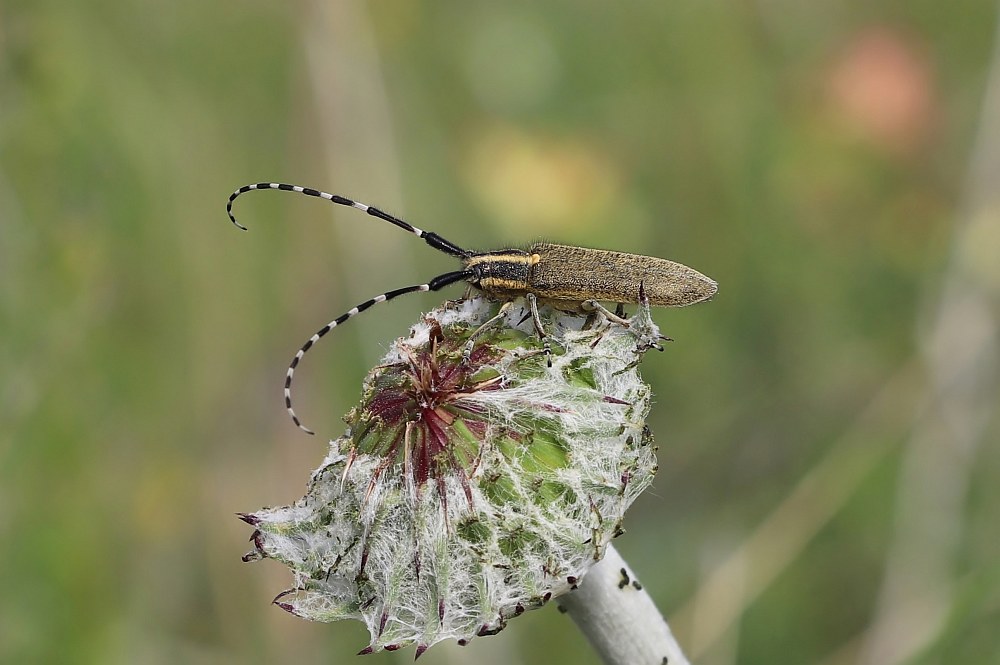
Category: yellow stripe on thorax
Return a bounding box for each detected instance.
[464,253,537,269]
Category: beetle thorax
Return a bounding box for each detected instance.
[464,250,537,297]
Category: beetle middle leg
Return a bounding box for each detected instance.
[524,293,552,366]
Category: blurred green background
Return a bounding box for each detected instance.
[2,1,999,663]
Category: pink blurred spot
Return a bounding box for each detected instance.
[828,27,937,154]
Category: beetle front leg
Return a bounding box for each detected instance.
[463,301,515,362]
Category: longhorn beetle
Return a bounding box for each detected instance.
[227,182,718,436]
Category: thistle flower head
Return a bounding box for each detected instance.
[241,296,663,654]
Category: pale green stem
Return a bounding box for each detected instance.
[561,544,690,665]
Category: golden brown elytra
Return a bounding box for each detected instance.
[466,242,717,307]
[228,183,717,435]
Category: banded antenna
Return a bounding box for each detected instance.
[227,182,474,436]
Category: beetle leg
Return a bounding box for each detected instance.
[581,300,631,327]
[525,293,552,367]
[463,301,515,362]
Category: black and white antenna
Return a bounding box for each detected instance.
[227,183,473,436]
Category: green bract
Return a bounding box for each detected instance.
[241,297,662,655]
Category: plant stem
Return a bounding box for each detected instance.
[560,544,690,665]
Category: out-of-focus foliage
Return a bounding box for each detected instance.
[1,1,997,664]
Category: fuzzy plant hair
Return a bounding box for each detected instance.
[240,295,668,656]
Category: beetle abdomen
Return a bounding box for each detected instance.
[527,243,717,307]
